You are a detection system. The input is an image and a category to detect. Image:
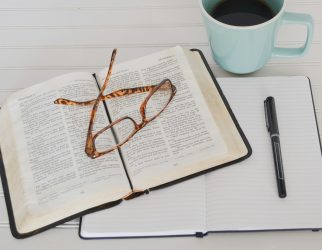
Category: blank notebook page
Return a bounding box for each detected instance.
[80,176,206,238]
[206,76,322,231]
[80,76,322,238]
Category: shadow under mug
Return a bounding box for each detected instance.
[199,0,314,74]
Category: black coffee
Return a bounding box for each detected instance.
[210,0,275,26]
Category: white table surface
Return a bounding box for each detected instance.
[1,0,322,249]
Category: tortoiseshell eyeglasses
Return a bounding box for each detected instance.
[54,49,177,159]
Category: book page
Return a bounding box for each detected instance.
[205,77,322,231]
[95,47,228,190]
[0,72,131,233]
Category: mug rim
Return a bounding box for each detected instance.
[199,0,287,30]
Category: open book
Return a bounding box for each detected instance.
[80,76,322,238]
[0,47,251,238]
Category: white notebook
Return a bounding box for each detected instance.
[80,76,322,239]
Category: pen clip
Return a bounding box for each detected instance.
[264,100,270,131]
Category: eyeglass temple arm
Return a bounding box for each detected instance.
[53,49,117,106]
[54,84,164,106]
[85,48,118,158]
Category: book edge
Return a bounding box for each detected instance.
[149,48,252,191]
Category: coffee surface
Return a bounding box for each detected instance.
[210,0,275,26]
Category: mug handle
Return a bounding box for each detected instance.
[272,12,313,58]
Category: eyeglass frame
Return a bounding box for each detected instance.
[54,49,177,159]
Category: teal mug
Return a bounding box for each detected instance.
[199,0,314,74]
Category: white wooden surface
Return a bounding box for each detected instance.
[1,0,322,248]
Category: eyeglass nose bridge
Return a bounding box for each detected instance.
[124,116,141,130]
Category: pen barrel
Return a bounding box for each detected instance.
[271,136,287,198]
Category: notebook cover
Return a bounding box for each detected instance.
[79,75,322,239]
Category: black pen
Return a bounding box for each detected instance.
[264,96,287,198]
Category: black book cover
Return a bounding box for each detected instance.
[0,48,252,239]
